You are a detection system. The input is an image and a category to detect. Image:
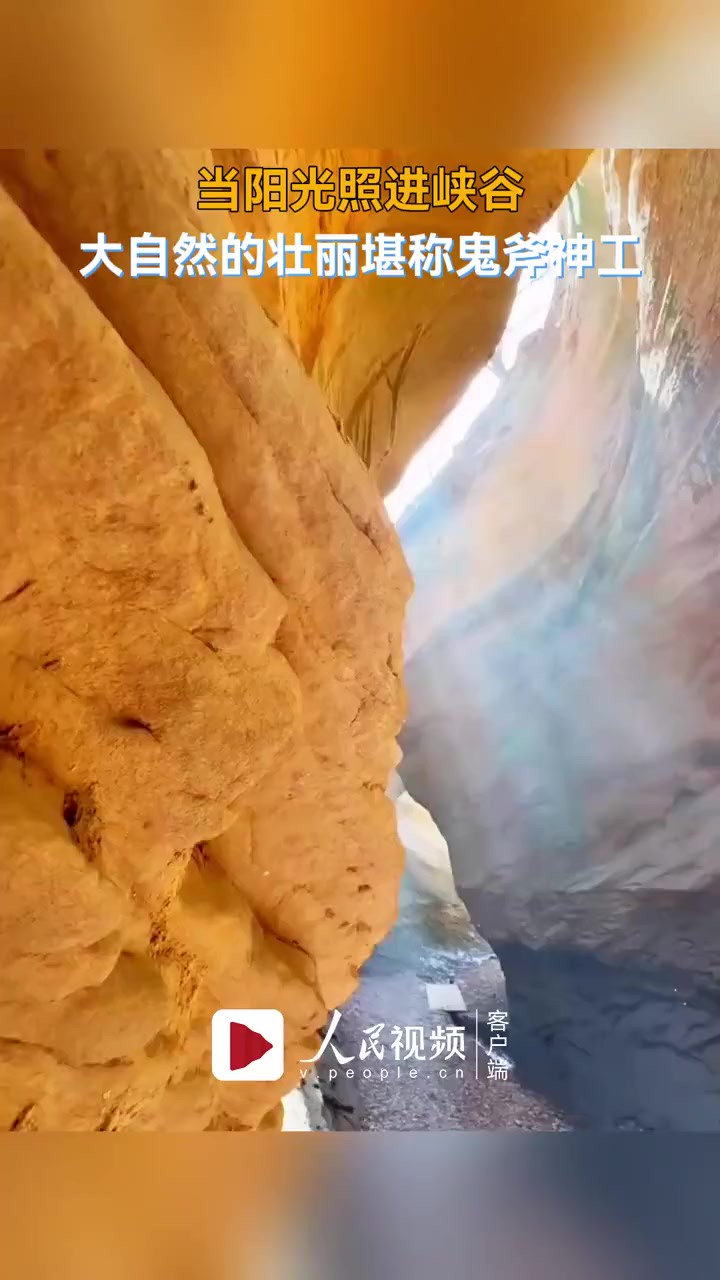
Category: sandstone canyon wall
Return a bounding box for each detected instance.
[0,149,580,1129]
[222,148,589,492]
[400,151,720,1129]
[0,150,408,1130]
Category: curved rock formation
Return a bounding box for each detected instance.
[220,148,589,491]
[399,150,720,1129]
[0,149,580,1130]
[0,151,410,1131]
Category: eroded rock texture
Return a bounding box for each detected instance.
[0,149,580,1130]
[221,148,589,491]
[0,150,413,1131]
[400,151,720,1129]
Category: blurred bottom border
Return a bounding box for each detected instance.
[2,1133,720,1279]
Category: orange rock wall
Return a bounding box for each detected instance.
[0,149,578,1129]
[220,148,589,491]
[0,151,411,1130]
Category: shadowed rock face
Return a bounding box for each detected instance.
[216,148,589,492]
[0,150,578,1130]
[399,151,720,1129]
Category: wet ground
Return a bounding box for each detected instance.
[318,879,571,1131]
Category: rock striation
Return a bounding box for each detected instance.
[400,151,720,1129]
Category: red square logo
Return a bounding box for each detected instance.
[211,1009,285,1081]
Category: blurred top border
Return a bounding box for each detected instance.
[1,0,719,147]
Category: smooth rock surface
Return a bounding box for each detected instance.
[399,150,720,1129]
[219,148,589,491]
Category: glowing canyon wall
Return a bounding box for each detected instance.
[400,151,720,1129]
[0,149,580,1128]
